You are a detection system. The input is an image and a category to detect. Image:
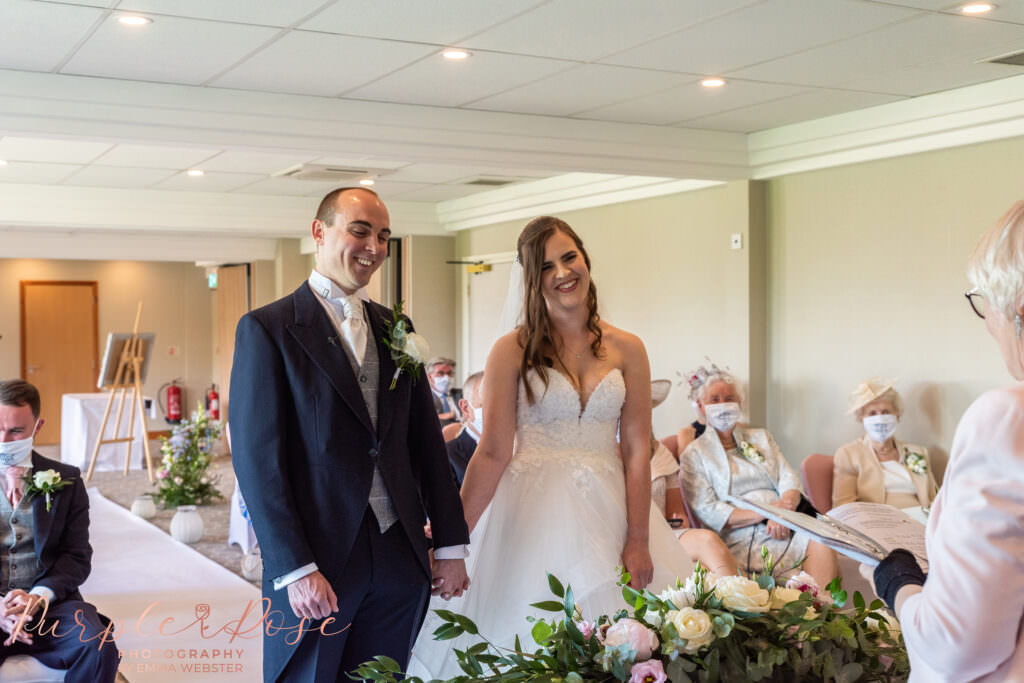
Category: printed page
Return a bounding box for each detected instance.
[827,502,928,571]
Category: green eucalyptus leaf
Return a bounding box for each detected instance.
[547,573,565,598]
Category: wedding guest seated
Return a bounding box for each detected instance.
[674,369,709,456]
[679,365,838,587]
[0,380,119,682]
[427,357,460,427]
[832,378,938,510]
[447,371,483,486]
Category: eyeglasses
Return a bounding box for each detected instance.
[965,288,986,319]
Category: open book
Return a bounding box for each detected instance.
[724,496,928,569]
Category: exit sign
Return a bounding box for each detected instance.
[207,271,218,289]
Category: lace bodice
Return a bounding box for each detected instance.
[508,368,625,479]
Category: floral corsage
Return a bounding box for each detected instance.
[904,451,927,475]
[23,469,73,511]
[738,440,765,464]
[382,301,430,390]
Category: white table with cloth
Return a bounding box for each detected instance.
[60,392,150,471]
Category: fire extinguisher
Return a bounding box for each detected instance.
[207,384,220,420]
[158,380,183,424]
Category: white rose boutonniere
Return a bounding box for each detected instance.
[23,469,74,511]
[382,301,431,390]
[738,440,765,464]
[904,451,927,475]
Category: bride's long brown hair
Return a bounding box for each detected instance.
[516,216,603,405]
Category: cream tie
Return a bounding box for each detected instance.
[340,295,367,367]
[3,466,26,507]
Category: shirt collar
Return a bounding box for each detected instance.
[308,269,370,303]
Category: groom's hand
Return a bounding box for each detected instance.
[287,571,339,621]
[431,559,469,600]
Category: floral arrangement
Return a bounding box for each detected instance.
[152,405,223,507]
[23,469,73,511]
[382,301,430,390]
[354,553,908,682]
[738,440,765,464]
[903,452,927,476]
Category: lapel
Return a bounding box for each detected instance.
[364,302,397,440]
[701,428,732,492]
[286,284,374,436]
[895,440,931,505]
[29,453,54,559]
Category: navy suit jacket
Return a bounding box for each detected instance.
[229,283,468,674]
[445,429,477,487]
[17,453,92,604]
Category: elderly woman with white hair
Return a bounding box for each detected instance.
[832,378,938,510]
[873,201,1024,682]
[679,365,838,588]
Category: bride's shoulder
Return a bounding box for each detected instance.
[485,331,525,374]
[599,322,646,358]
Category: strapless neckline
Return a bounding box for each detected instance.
[545,367,623,418]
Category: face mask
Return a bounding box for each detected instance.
[469,406,484,438]
[433,375,451,394]
[704,402,741,433]
[863,414,898,443]
[0,422,37,467]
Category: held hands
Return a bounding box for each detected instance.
[286,571,339,621]
[431,558,469,600]
[765,520,791,540]
[1,590,43,646]
[622,539,654,589]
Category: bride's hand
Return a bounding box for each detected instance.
[622,540,654,589]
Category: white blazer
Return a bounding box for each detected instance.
[899,383,1024,682]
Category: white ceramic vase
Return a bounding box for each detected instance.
[240,548,262,582]
[170,505,203,544]
[130,494,157,519]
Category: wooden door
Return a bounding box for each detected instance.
[216,265,250,420]
[466,261,513,377]
[20,281,99,445]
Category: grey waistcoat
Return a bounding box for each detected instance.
[0,493,40,592]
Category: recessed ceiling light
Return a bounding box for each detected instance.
[359,178,375,186]
[442,49,471,60]
[118,15,152,25]
[962,2,995,13]
[186,169,204,177]
[0,160,7,166]
[701,78,726,88]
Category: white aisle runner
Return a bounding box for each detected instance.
[80,490,262,682]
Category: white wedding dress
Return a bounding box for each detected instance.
[408,368,693,680]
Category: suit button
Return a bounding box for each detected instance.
[368,448,379,458]
[359,375,367,384]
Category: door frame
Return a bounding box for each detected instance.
[20,280,100,385]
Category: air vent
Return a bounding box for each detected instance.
[988,50,1024,66]
[274,164,394,182]
[462,176,518,187]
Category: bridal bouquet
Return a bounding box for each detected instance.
[353,553,908,682]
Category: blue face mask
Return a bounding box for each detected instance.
[0,421,37,467]
[433,375,451,394]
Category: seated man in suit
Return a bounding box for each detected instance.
[427,357,460,428]
[447,372,483,486]
[0,380,118,683]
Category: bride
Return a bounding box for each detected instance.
[408,216,693,679]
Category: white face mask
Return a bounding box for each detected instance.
[863,414,898,443]
[0,421,37,467]
[468,406,484,438]
[704,402,741,433]
[432,375,451,394]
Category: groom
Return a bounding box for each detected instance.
[230,187,470,682]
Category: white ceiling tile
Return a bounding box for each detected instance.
[861,0,1024,25]
[199,151,318,174]
[300,0,543,45]
[733,13,1024,91]
[230,176,341,196]
[0,1,104,72]
[309,157,408,170]
[601,0,919,75]
[112,0,329,27]
[579,79,806,126]
[386,163,532,184]
[213,31,436,96]
[153,170,264,191]
[0,136,112,163]
[92,143,219,168]
[0,161,82,184]
[467,64,694,116]
[62,165,177,187]
[683,89,906,132]
[364,179,434,198]
[390,184,487,202]
[842,58,1024,97]
[465,0,760,62]
[345,50,572,107]
[61,13,279,85]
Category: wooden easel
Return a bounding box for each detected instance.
[85,302,155,482]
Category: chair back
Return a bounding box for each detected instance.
[801,453,834,513]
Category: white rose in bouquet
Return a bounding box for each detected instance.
[714,575,771,613]
[667,607,715,654]
[770,586,803,610]
[402,332,430,364]
[659,585,693,610]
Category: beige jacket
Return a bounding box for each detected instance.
[832,434,937,509]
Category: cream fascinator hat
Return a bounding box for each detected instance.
[847,377,896,414]
[651,380,671,409]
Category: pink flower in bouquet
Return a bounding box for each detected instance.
[157,469,169,479]
[629,658,667,683]
[785,571,821,603]
[576,620,596,641]
[604,618,659,661]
